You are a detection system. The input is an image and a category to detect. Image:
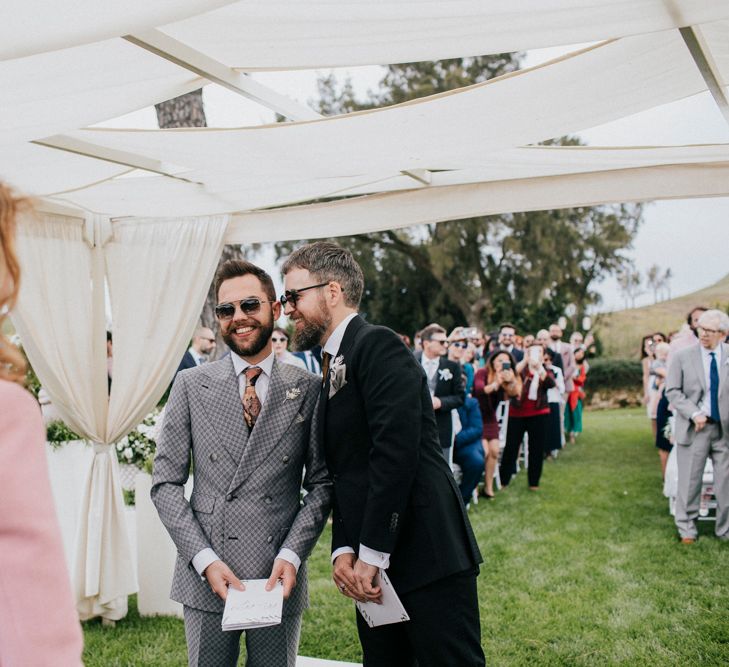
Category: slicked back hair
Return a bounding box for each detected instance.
[421,324,446,342]
[281,241,364,309]
[214,259,276,302]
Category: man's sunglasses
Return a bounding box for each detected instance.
[279,282,330,308]
[214,298,276,320]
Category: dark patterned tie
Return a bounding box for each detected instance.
[243,366,263,429]
[321,352,332,386]
[710,352,720,422]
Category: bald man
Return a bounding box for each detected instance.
[176,327,216,378]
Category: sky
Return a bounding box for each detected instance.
[98,44,729,316]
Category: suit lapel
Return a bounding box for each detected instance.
[720,343,729,392]
[228,359,304,493]
[196,358,249,465]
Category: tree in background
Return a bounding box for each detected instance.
[617,268,643,309]
[156,90,244,358]
[277,57,642,336]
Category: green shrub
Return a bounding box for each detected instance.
[46,420,82,446]
[586,358,642,392]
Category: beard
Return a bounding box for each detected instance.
[550,333,560,341]
[223,317,274,358]
[292,296,331,350]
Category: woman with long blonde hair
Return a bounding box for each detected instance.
[0,182,83,666]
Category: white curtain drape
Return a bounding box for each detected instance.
[12,211,229,621]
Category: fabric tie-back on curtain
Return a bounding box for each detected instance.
[12,210,229,621]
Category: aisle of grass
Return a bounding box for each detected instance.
[83,408,729,665]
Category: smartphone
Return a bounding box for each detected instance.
[462,327,478,339]
[501,361,512,371]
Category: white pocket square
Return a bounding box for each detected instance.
[295,413,306,423]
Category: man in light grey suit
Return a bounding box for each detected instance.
[152,259,331,666]
[665,309,729,544]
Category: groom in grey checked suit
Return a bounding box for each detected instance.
[152,259,331,667]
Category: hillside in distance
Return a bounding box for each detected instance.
[597,273,729,358]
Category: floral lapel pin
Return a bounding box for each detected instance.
[284,387,301,403]
[438,368,453,382]
[328,355,348,398]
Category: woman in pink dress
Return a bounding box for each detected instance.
[0,183,83,666]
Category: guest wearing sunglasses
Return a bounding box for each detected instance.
[152,260,331,667]
[415,324,466,459]
[174,326,216,380]
[448,327,475,395]
[281,243,484,667]
[271,326,308,371]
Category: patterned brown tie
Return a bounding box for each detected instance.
[320,352,332,386]
[242,366,263,429]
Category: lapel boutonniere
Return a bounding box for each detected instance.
[438,368,453,382]
[328,355,348,398]
[284,387,301,403]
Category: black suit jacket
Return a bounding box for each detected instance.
[322,315,481,594]
[175,350,197,379]
[432,357,465,449]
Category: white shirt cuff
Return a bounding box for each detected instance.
[358,544,391,570]
[691,411,705,420]
[331,546,355,564]
[276,548,301,573]
[192,548,220,579]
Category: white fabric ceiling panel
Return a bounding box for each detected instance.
[0,143,129,195]
[45,143,729,218]
[161,0,729,69]
[697,20,729,93]
[0,39,204,146]
[65,33,706,184]
[225,162,729,243]
[0,1,236,61]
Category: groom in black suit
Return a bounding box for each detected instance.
[281,242,484,667]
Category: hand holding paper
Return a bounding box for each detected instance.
[356,570,410,628]
[222,579,284,631]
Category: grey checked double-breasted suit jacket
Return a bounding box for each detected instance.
[152,355,332,617]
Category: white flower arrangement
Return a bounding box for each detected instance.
[115,407,165,469]
[438,368,453,381]
[285,387,301,402]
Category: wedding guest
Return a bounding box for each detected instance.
[497,323,524,361]
[0,182,83,667]
[522,333,535,349]
[565,346,588,444]
[651,341,673,476]
[271,326,307,370]
[543,348,565,457]
[448,326,474,395]
[473,350,522,498]
[175,326,216,376]
[500,345,556,490]
[454,376,486,506]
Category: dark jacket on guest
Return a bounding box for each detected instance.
[511,367,556,415]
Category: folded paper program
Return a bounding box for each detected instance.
[355,569,410,628]
[221,579,284,631]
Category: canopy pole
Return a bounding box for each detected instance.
[680,26,729,129]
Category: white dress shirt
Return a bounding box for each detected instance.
[188,346,206,366]
[697,343,723,417]
[324,314,391,570]
[192,350,301,577]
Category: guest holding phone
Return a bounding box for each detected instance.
[500,345,556,490]
[473,351,522,498]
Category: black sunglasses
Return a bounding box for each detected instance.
[271,336,288,342]
[279,282,330,308]
[215,298,276,320]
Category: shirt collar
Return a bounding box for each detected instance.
[189,346,204,365]
[231,349,275,378]
[322,312,358,357]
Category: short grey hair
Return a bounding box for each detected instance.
[698,309,729,333]
[281,241,364,309]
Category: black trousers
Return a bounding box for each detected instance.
[500,413,549,487]
[355,567,485,667]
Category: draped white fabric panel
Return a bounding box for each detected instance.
[0,1,236,60]
[162,0,729,70]
[104,215,229,442]
[0,39,203,146]
[226,162,729,243]
[11,214,105,439]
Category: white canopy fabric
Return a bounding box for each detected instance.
[162,0,729,70]
[0,1,236,60]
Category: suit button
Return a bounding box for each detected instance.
[226,493,234,502]
[210,453,218,462]
[282,455,290,464]
[264,496,272,505]
[267,535,273,543]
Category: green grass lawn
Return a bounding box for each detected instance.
[83,408,729,665]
